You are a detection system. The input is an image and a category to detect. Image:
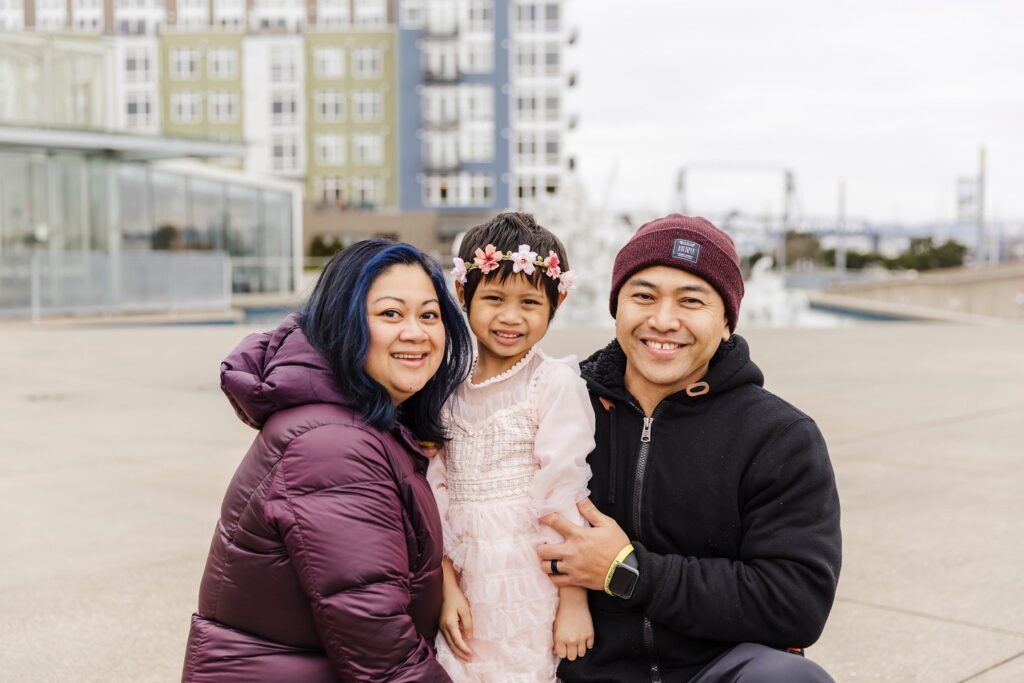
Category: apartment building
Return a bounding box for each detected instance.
[3,0,574,253]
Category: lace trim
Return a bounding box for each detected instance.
[466,346,539,389]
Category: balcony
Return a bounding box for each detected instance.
[423,64,460,83]
[423,155,460,173]
[422,113,460,130]
[424,14,459,39]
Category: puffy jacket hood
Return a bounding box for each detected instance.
[580,333,764,405]
[220,313,352,429]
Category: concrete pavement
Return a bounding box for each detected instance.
[1,320,1022,682]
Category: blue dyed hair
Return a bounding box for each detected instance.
[299,239,472,442]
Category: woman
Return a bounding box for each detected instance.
[182,240,472,682]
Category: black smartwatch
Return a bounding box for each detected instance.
[606,549,640,599]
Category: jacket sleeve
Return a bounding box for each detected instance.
[426,448,463,569]
[624,417,842,647]
[265,425,452,683]
[529,359,595,544]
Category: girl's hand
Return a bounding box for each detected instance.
[552,586,594,661]
[439,560,474,661]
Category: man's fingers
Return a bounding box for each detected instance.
[586,636,595,649]
[539,511,578,538]
[536,541,567,561]
[556,641,567,659]
[577,642,587,658]
[576,497,608,526]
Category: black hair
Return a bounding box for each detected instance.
[299,239,472,442]
[458,212,569,320]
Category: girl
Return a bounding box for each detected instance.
[428,212,595,682]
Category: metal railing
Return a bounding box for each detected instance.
[0,250,232,320]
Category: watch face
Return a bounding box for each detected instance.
[608,563,639,598]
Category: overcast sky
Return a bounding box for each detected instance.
[567,0,1024,227]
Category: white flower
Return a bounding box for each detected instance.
[451,257,467,284]
[511,244,538,275]
[558,269,577,293]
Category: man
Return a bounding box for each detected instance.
[539,214,841,682]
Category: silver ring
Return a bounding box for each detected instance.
[550,559,562,575]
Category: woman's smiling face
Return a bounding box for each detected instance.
[364,263,446,405]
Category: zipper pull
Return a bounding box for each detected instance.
[641,416,653,443]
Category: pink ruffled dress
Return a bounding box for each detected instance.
[428,347,595,683]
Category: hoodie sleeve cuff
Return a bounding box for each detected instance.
[620,542,666,608]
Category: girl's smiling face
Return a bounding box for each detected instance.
[458,274,561,381]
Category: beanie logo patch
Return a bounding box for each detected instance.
[672,239,701,264]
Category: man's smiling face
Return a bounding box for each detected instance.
[614,265,731,411]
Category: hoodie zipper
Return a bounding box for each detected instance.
[629,401,664,683]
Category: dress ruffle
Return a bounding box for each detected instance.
[439,498,559,681]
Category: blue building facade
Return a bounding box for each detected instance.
[397,0,511,212]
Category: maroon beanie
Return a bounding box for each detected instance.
[609,214,744,331]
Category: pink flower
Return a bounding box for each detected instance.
[511,244,538,275]
[557,269,576,293]
[473,244,502,274]
[451,257,467,284]
[543,250,561,278]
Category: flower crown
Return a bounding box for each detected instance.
[452,244,577,293]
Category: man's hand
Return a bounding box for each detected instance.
[538,498,630,591]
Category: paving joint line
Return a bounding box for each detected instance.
[831,404,1023,446]
[837,596,1024,639]
[958,649,1024,682]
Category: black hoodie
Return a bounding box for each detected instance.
[558,335,841,683]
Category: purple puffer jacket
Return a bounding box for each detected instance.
[182,315,451,682]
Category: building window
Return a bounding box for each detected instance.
[209,91,238,122]
[353,0,385,27]
[314,47,345,78]
[460,85,493,122]
[461,40,493,74]
[272,133,300,172]
[171,91,201,123]
[317,0,350,26]
[517,175,538,200]
[315,134,346,165]
[352,133,384,165]
[271,91,298,124]
[352,47,383,79]
[544,93,560,121]
[460,128,493,162]
[352,90,382,122]
[315,176,349,204]
[124,48,152,83]
[170,48,200,80]
[351,176,382,206]
[466,0,493,32]
[468,174,494,205]
[314,90,345,122]
[514,2,538,32]
[544,2,559,31]
[514,44,537,78]
[270,46,297,83]
[544,136,559,165]
[399,0,424,28]
[515,132,538,165]
[208,47,237,80]
[544,42,560,76]
[125,91,154,127]
[515,91,538,121]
